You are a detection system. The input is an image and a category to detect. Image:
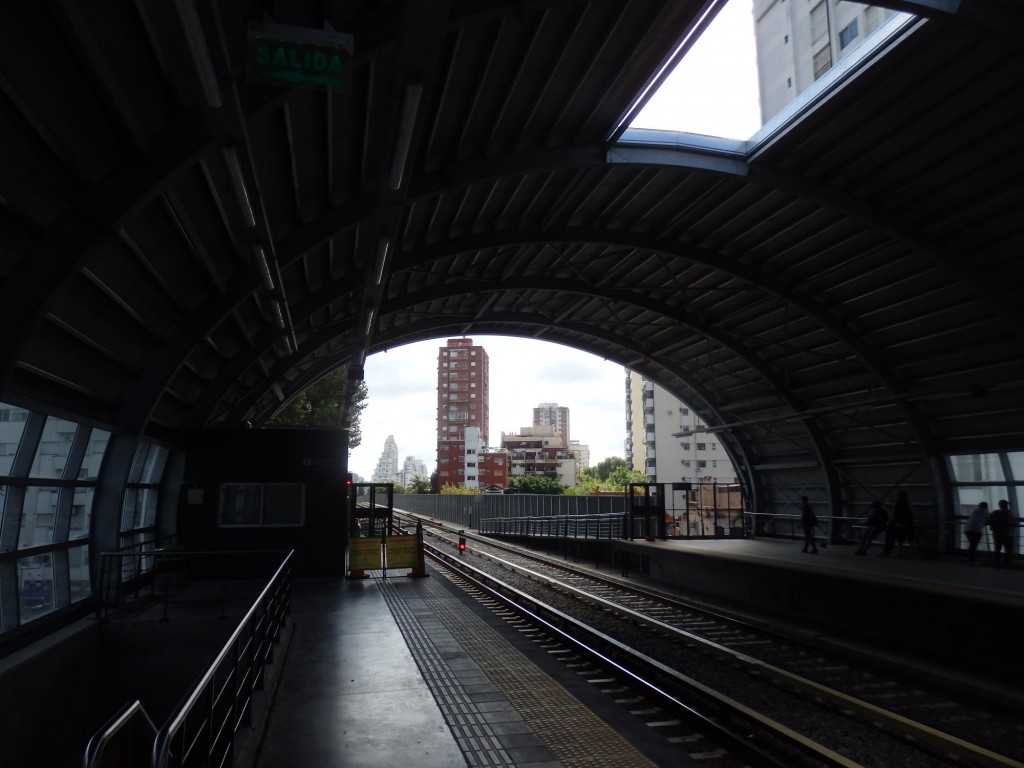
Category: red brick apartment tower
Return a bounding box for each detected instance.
[436,338,489,487]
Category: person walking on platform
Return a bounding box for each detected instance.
[799,496,818,554]
[882,491,914,557]
[986,500,1016,568]
[855,500,888,555]
[964,501,989,565]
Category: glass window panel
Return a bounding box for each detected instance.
[29,416,78,479]
[80,429,110,481]
[69,486,95,541]
[0,403,30,476]
[134,488,158,529]
[69,544,91,603]
[18,552,55,624]
[1007,452,1024,483]
[121,487,139,532]
[18,486,60,549]
[219,484,263,526]
[141,444,168,484]
[948,454,1004,483]
[127,442,150,483]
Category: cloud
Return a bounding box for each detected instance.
[348,336,627,481]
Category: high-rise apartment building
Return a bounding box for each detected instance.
[625,371,737,486]
[532,403,570,442]
[753,1,898,122]
[371,434,399,483]
[396,455,428,486]
[436,338,489,487]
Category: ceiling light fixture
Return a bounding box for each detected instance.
[388,82,423,190]
[271,299,285,329]
[224,147,256,227]
[253,245,275,291]
[373,238,391,286]
[174,0,223,109]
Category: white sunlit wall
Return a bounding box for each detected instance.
[0,402,171,636]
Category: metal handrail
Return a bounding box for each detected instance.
[152,549,293,768]
[480,512,624,539]
[83,699,158,768]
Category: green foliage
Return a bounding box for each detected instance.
[566,460,646,494]
[606,465,650,488]
[509,475,565,495]
[408,475,432,494]
[391,483,410,495]
[439,483,483,495]
[592,456,628,481]
[269,368,368,450]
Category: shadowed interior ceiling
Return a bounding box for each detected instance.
[0,0,1021,513]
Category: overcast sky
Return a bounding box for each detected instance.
[348,337,629,480]
[349,3,760,480]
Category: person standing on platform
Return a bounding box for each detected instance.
[986,500,1016,568]
[964,501,989,565]
[855,500,888,555]
[882,491,914,557]
[799,496,818,554]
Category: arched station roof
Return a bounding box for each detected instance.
[0,0,1021,515]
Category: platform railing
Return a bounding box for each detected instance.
[83,699,159,768]
[480,513,624,539]
[151,548,292,768]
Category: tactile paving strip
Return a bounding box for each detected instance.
[379,573,659,768]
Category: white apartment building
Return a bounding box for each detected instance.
[753,0,898,122]
[398,456,429,487]
[626,371,738,486]
[569,439,590,474]
[371,434,399,483]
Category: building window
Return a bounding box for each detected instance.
[810,2,828,46]
[813,46,832,80]
[839,19,858,49]
[682,443,690,451]
[696,443,706,451]
[697,461,707,469]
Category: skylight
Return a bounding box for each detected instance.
[627,1,914,143]
[630,0,760,141]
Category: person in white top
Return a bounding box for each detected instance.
[963,502,989,565]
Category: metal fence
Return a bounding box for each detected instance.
[395,493,626,530]
[479,512,623,539]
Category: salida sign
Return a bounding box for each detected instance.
[246,19,353,91]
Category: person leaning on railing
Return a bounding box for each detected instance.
[986,500,1017,568]
[963,502,989,566]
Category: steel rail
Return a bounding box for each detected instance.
[425,542,861,768]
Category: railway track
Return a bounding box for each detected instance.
[394,513,1024,768]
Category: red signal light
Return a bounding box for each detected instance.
[458,531,466,554]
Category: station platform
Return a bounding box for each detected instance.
[612,535,1024,685]
[254,571,673,768]
[250,538,1023,768]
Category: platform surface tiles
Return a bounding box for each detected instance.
[255,572,664,768]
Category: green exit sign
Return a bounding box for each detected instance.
[246,20,353,92]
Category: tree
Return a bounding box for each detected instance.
[593,456,628,481]
[408,475,432,494]
[269,368,368,451]
[509,475,565,495]
[439,483,482,495]
[605,465,649,489]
